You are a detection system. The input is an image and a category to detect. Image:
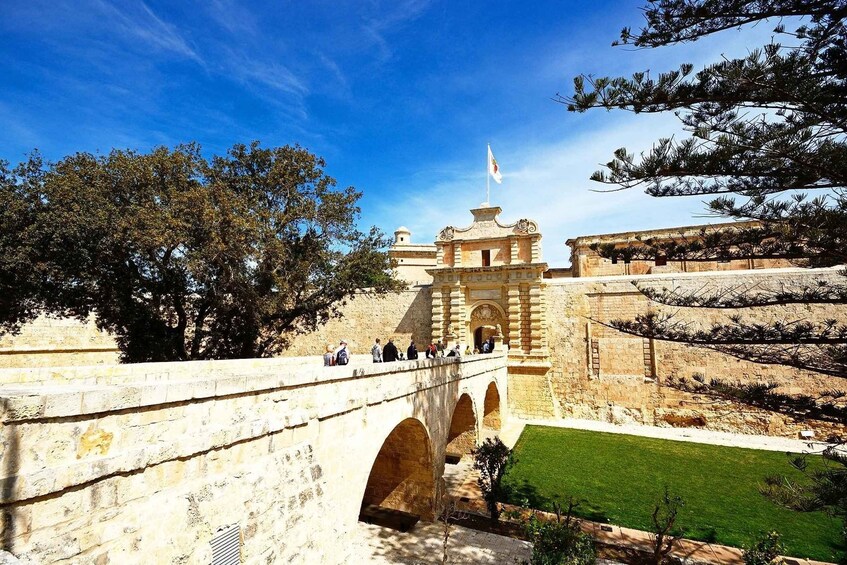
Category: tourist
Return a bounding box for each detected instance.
[371,338,382,363]
[487,336,495,353]
[334,340,350,366]
[465,345,472,355]
[407,338,418,360]
[426,342,437,358]
[323,344,334,366]
[382,337,400,362]
[436,339,444,357]
[482,339,490,354]
[446,344,461,357]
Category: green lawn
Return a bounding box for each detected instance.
[500,425,843,562]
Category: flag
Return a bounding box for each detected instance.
[488,145,502,184]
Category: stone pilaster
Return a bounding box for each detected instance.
[528,282,547,353]
[431,286,444,342]
[531,236,542,263]
[448,285,466,344]
[506,284,522,353]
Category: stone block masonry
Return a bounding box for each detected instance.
[545,267,847,437]
[0,353,507,564]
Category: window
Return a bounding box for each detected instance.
[481,249,491,267]
[655,255,667,266]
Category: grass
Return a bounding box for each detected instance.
[500,425,843,562]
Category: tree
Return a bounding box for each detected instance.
[0,141,403,362]
[562,0,847,555]
[561,0,847,380]
[472,437,511,523]
[646,487,685,565]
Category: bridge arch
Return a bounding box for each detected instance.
[445,392,478,460]
[360,417,435,520]
[482,381,502,439]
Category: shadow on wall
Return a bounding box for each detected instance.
[393,287,432,340]
[2,399,20,552]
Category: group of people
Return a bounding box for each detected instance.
[323,335,496,366]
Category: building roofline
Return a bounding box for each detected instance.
[565,220,761,246]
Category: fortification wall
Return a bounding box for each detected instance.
[0,315,119,369]
[545,267,846,437]
[1,268,844,438]
[282,286,433,356]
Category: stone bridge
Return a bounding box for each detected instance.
[0,352,508,563]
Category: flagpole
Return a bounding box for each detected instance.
[486,144,490,206]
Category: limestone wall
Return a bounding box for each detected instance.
[0,353,507,564]
[283,286,433,356]
[0,315,118,369]
[544,267,847,437]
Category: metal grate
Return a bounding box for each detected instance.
[210,524,241,565]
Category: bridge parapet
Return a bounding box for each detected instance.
[0,352,507,564]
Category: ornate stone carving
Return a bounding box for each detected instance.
[438,226,455,241]
[471,305,496,322]
[514,218,538,235]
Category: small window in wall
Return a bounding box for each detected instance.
[482,249,491,267]
[400,237,404,242]
[611,256,618,264]
[655,255,667,266]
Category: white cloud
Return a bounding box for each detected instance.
[370,112,716,267]
[94,0,203,65]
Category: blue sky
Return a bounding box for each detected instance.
[0,1,773,265]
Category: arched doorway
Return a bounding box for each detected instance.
[445,394,477,461]
[482,382,501,439]
[361,418,435,520]
[469,302,506,351]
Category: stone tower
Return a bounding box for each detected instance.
[388,226,437,284]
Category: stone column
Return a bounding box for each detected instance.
[506,284,522,353]
[453,243,462,267]
[436,245,445,266]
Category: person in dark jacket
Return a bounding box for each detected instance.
[407,339,418,360]
[382,337,400,362]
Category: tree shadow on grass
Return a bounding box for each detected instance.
[499,478,610,524]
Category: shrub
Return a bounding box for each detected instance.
[743,531,785,565]
[524,500,596,565]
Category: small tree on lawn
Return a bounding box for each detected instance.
[472,437,510,523]
[647,487,685,565]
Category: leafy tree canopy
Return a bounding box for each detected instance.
[0,141,403,362]
[560,1,847,381]
[563,2,847,545]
